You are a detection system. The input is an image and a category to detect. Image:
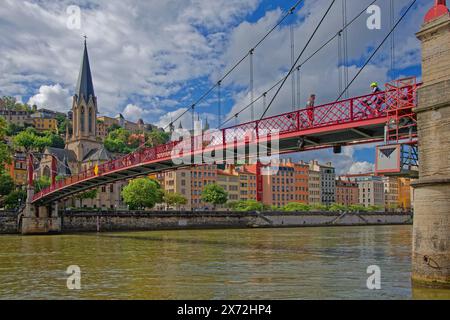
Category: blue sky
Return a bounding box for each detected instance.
[0,0,431,173]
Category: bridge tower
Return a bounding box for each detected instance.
[21,154,61,235]
[412,0,450,288]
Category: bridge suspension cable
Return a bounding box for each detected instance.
[335,0,417,103]
[390,0,396,79]
[342,0,349,98]
[219,0,379,129]
[159,0,305,135]
[259,0,337,120]
[291,24,296,111]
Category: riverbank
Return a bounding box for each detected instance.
[0,211,413,234]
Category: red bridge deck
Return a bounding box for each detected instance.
[32,80,418,205]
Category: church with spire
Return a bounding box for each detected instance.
[65,39,104,162]
[40,39,112,178]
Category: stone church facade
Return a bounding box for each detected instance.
[39,41,127,210]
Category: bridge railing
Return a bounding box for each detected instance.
[33,84,417,202]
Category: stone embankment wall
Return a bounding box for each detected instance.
[0,210,413,234]
[0,212,18,234]
[61,211,413,233]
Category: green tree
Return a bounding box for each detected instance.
[234,200,263,212]
[348,204,369,213]
[44,131,65,149]
[34,176,51,193]
[56,115,69,135]
[328,203,348,212]
[163,192,187,210]
[75,189,98,207]
[0,117,11,172]
[368,205,384,212]
[283,202,311,212]
[310,203,328,212]
[104,128,136,154]
[3,190,26,209]
[145,130,170,147]
[201,184,228,210]
[226,201,240,210]
[5,122,26,136]
[0,174,14,196]
[107,123,121,134]
[13,127,51,153]
[121,178,164,210]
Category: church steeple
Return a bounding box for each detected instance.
[75,38,95,103]
[66,38,101,163]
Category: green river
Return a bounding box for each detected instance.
[0,225,449,300]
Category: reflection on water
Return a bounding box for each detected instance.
[0,225,449,300]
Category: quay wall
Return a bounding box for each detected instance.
[1,211,413,234]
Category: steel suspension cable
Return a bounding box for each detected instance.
[159,0,305,134]
[342,0,349,98]
[334,0,417,102]
[219,0,378,129]
[259,0,336,120]
[390,0,396,79]
[291,24,296,111]
[250,49,255,121]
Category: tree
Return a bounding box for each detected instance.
[3,190,26,210]
[56,115,70,136]
[107,123,121,134]
[145,130,170,148]
[163,192,187,210]
[201,183,228,210]
[75,189,98,207]
[34,176,51,193]
[234,200,263,212]
[121,178,164,210]
[44,131,65,149]
[0,117,11,172]
[283,202,311,212]
[104,128,136,154]
[13,127,51,153]
[310,203,328,212]
[368,205,384,212]
[1,96,31,112]
[328,203,348,212]
[0,174,14,196]
[348,204,369,213]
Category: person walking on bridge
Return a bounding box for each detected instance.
[306,94,316,126]
[371,82,381,94]
[370,82,383,115]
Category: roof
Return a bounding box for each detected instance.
[46,147,77,163]
[424,1,449,23]
[75,40,95,103]
[82,146,112,162]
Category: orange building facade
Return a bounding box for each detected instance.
[335,178,359,206]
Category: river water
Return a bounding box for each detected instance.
[0,225,449,300]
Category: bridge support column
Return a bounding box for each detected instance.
[412,2,450,288]
[20,155,61,235]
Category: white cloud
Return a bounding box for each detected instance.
[0,0,259,120]
[27,84,71,111]
[122,103,164,122]
[348,161,375,174]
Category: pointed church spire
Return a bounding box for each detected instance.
[76,37,95,102]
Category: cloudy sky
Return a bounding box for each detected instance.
[0,0,429,173]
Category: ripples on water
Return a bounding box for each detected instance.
[0,225,449,300]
